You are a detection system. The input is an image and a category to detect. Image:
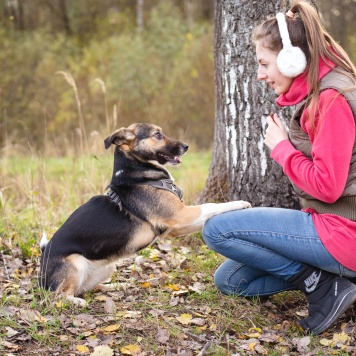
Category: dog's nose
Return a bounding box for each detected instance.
[182,143,189,152]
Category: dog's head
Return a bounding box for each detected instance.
[104,123,188,166]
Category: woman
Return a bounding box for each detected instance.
[202,0,356,335]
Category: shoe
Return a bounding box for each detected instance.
[289,265,356,335]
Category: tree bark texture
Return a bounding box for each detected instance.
[197,0,229,203]
[199,0,302,209]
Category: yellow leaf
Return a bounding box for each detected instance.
[176,313,192,325]
[116,310,141,318]
[248,327,262,333]
[320,338,332,346]
[120,344,141,355]
[76,345,89,353]
[140,282,150,288]
[333,332,351,345]
[167,283,180,291]
[95,295,107,301]
[103,324,120,332]
[55,301,65,308]
[246,332,261,338]
[249,342,258,351]
[209,324,217,331]
[90,345,114,356]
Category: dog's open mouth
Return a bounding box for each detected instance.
[158,153,182,165]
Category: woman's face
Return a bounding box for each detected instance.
[255,41,294,95]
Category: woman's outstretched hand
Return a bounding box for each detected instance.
[264,113,289,150]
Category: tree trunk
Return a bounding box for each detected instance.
[137,0,144,32]
[197,0,229,203]
[198,0,303,209]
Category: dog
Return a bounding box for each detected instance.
[39,123,251,306]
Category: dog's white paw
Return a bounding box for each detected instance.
[94,283,117,292]
[66,295,88,307]
[232,200,252,210]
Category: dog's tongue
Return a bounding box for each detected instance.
[175,156,182,163]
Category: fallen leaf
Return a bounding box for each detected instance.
[120,344,141,355]
[156,328,170,344]
[140,282,151,288]
[76,345,89,354]
[249,341,258,351]
[2,340,19,350]
[5,327,19,338]
[19,309,47,324]
[103,324,120,332]
[117,310,142,318]
[333,332,351,345]
[292,336,311,352]
[189,318,205,326]
[320,338,332,346]
[104,297,116,314]
[209,324,217,331]
[176,313,192,325]
[90,345,114,356]
[95,295,107,301]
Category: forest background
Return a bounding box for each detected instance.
[1,0,355,156]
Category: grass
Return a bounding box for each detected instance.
[1,149,355,355]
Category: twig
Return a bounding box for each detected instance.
[1,250,10,280]
[197,341,211,356]
[162,317,204,342]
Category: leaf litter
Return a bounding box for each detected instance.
[1,235,356,355]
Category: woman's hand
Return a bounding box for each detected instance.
[264,113,289,150]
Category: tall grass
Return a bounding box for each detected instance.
[0,147,211,251]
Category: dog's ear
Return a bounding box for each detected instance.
[104,128,135,149]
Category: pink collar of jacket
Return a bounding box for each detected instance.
[276,57,336,107]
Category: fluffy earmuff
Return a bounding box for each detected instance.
[276,12,307,78]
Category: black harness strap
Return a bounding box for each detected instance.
[137,179,183,201]
[106,179,183,236]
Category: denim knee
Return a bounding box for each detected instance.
[213,262,246,295]
[202,216,219,249]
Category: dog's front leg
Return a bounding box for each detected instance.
[167,200,251,237]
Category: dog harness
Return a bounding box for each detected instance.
[107,179,183,236]
[107,179,183,208]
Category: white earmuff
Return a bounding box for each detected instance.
[276,12,307,78]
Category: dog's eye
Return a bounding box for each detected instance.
[154,132,163,140]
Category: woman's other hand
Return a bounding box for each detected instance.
[264,113,289,150]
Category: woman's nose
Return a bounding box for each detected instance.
[257,67,267,81]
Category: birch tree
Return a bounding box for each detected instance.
[198,0,309,209]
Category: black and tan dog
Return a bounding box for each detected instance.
[39,123,251,306]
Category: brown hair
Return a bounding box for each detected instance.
[252,0,356,128]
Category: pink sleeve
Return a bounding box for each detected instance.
[271,89,355,203]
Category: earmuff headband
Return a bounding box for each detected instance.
[275,12,307,78]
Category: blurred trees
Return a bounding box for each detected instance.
[0,0,354,156]
[0,0,214,154]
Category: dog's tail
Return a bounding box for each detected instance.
[40,231,49,252]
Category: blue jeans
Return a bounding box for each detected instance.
[202,207,356,297]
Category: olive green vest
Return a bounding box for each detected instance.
[289,68,356,221]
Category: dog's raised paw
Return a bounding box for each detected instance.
[234,200,252,209]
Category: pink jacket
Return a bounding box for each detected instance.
[271,59,356,271]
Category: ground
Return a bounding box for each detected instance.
[1,233,356,356]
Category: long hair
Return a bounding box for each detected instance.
[252,0,356,128]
